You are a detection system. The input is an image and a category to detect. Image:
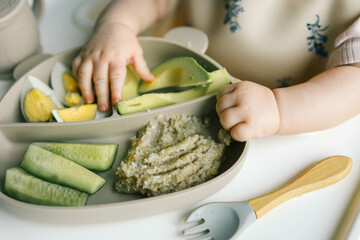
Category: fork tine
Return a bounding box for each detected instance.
[186,233,213,240]
[185,207,205,223]
[183,222,208,236]
[185,215,203,224]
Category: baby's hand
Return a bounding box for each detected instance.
[72,22,154,112]
[216,80,280,141]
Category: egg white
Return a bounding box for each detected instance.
[51,109,64,123]
[20,63,112,123]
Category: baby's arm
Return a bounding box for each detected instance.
[72,0,169,112]
[275,17,360,136]
[216,65,360,141]
[274,64,360,135]
[217,18,360,142]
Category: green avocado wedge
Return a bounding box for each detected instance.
[204,68,231,95]
[117,68,231,115]
[4,167,88,206]
[32,142,118,171]
[20,144,106,194]
[122,66,141,100]
[138,57,212,94]
[117,87,206,115]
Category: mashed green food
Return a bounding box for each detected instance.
[116,114,231,196]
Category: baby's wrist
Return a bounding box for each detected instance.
[95,19,138,35]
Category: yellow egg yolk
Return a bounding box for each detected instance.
[24,89,57,122]
[65,92,82,106]
[57,104,97,122]
[63,72,79,92]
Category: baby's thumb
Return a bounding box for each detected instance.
[133,54,154,82]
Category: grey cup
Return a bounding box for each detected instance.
[0,0,43,78]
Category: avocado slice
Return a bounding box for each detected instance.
[138,57,212,94]
[122,66,140,100]
[117,68,231,115]
[205,68,231,94]
[117,87,206,115]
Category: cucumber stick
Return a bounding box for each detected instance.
[5,167,88,206]
[32,142,118,171]
[21,144,106,194]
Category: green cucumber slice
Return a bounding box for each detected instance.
[33,142,118,171]
[4,167,88,206]
[20,144,106,194]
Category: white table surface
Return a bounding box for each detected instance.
[1,1,360,239]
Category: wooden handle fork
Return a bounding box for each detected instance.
[248,156,352,218]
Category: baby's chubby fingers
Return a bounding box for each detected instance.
[230,122,253,142]
[72,56,82,79]
[216,77,241,100]
[216,84,236,101]
[132,53,154,82]
[217,80,281,141]
[218,103,254,142]
[218,106,244,131]
[76,60,95,104]
[216,91,237,116]
[109,61,127,105]
[93,61,110,112]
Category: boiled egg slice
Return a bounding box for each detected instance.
[50,62,84,107]
[52,104,113,123]
[20,75,64,122]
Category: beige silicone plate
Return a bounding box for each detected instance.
[0,37,249,224]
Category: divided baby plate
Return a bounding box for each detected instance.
[0,36,249,224]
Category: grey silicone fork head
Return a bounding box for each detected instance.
[184,201,256,240]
